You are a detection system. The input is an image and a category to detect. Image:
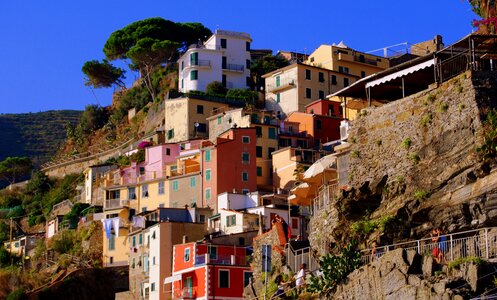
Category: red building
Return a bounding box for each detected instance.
[170,242,252,299]
[201,128,257,211]
[305,99,343,118]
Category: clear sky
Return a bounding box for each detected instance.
[0,0,476,113]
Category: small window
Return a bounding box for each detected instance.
[190,70,198,80]
[242,136,250,144]
[128,187,136,200]
[181,79,184,89]
[331,75,337,85]
[318,72,324,82]
[173,180,179,191]
[139,234,143,245]
[196,123,207,133]
[256,146,263,158]
[220,38,227,49]
[305,88,312,99]
[197,105,204,114]
[319,90,325,99]
[209,245,217,259]
[268,147,275,158]
[344,78,349,87]
[275,76,280,87]
[190,177,196,188]
[158,181,165,195]
[276,93,280,103]
[219,270,230,288]
[205,169,211,181]
[184,248,190,262]
[316,119,322,130]
[242,171,249,181]
[257,166,262,176]
[205,150,211,162]
[132,236,136,247]
[305,69,311,80]
[361,71,366,78]
[246,41,250,51]
[244,272,253,287]
[217,116,222,125]
[151,282,155,292]
[166,148,171,156]
[268,128,277,139]
[190,52,198,65]
[142,184,149,198]
[226,214,237,226]
[109,233,115,251]
[242,152,250,163]
[167,129,174,140]
[255,126,262,137]
[205,188,211,201]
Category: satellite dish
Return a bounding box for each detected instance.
[194,122,200,128]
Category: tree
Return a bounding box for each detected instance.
[82,59,126,89]
[469,0,497,33]
[0,157,32,185]
[250,54,290,91]
[77,104,109,135]
[206,81,227,96]
[102,18,211,101]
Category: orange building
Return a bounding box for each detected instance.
[282,111,342,148]
[170,242,251,299]
[202,128,257,212]
[305,99,343,118]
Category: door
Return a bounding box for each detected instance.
[185,276,193,298]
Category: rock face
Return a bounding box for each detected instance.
[333,249,487,300]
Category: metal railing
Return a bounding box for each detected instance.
[437,51,469,82]
[267,79,295,92]
[360,227,497,265]
[104,198,132,210]
[189,60,211,67]
[174,287,198,299]
[194,254,249,266]
[223,64,244,72]
[286,243,320,274]
[312,183,338,215]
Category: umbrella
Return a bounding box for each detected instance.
[303,154,337,185]
[288,194,312,206]
[288,183,317,206]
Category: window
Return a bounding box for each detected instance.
[181,79,184,89]
[242,136,250,143]
[139,167,145,175]
[132,236,136,247]
[139,233,143,245]
[217,116,222,124]
[257,167,262,177]
[209,245,217,259]
[344,78,349,87]
[158,181,165,195]
[316,119,322,130]
[184,248,190,262]
[128,187,136,200]
[256,146,263,158]
[151,282,155,292]
[190,70,198,80]
[190,177,196,188]
[197,105,204,114]
[255,126,262,137]
[205,188,211,201]
[181,61,184,70]
[220,38,227,48]
[268,147,275,158]
[305,88,312,99]
[205,169,211,181]
[242,171,249,181]
[166,148,171,156]
[167,129,174,140]
[319,90,325,99]
[205,150,211,162]
[142,184,149,198]
[331,75,337,85]
[305,69,311,80]
[190,52,198,65]
[222,74,227,87]
[246,59,251,69]
[268,128,277,139]
[222,56,227,69]
[275,76,280,87]
[219,270,229,288]
[338,66,349,74]
[173,180,179,191]
[244,272,253,287]
[292,218,299,229]
[318,72,324,82]
[109,233,115,251]
[276,93,280,103]
[242,152,250,163]
[361,71,366,78]
[246,41,250,51]
[242,189,249,194]
[226,214,237,226]
[246,76,251,87]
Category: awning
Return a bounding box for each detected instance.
[366,59,435,88]
[164,274,181,284]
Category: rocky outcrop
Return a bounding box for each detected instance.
[333,249,491,300]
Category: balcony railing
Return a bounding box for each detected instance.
[194,254,248,266]
[353,55,379,66]
[188,60,211,68]
[267,79,295,93]
[174,287,198,299]
[222,64,244,72]
[105,199,132,210]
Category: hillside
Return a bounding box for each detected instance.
[0,110,82,166]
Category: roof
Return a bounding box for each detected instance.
[262,62,361,79]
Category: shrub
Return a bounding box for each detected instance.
[206,81,227,96]
[6,288,25,300]
[351,150,360,158]
[448,256,483,269]
[427,94,436,102]
[420,113,432,127]
[414,190,429,201]
[437,102,449,113]
[51,231,76,254]
[376,140,382,146]
[476,109,497,161]
[351,215,395,235]
[402,138,412,149]
[408,152,420,164]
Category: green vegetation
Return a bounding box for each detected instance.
[408,152,421,164]
[476,109,497,161]
[427,93,436,102]
[82,60,126,89]
[420,113,432,127]
[6,288,25,300]
[206,81,227,96]
[0,157,32,186]
[250,54,290,91]
[414,190,429,201]
[437,102,449,113]
[350,215,395,236]
[351,150,360,159]
[448,256,484,269]
[375,140,382,146]
[307,241,361,296]
[402,138,412,149]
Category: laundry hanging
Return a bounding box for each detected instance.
[101,219,113,239]
[112,217,121,238]
[132,216,145,229]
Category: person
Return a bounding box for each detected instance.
[295,263,308,291]
[273,274,286,298]
[431,228,446,264]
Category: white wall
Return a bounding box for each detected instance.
[217,192,258,211]
[246,207,288,230]
[148,224,160,300]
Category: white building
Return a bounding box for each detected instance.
[178,29,252,93]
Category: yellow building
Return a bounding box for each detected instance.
[305,43,389,78]
[263,63,359,117]
[164,96,244,143]
[206,107,279,191]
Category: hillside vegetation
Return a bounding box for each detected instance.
[0,111,82,166]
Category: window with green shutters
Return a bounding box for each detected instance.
[276,93,280,103]
[268,128,277,139]
[190,177,196,187]
[191,70,198,80]
[217,116,222,125]
[109,233,115,251]
[190,52,198,65]
[205,150,211,162]
[173,180,179,191]
[242,171,248,181]
[205,169,211,181]
[257,167,262,176]
[205,188,211,200]
[242,152,249,163]
[275,76,280,87]
[226,214,236,226]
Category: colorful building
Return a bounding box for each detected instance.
[285,111,342,148]
[201,128,257,211]
[170,242,252,299]
[178,29,252,93]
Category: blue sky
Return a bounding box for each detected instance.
[0,0,476,113]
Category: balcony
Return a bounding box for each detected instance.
[267,79,295,93]
[353,55,378,66]
[187,60,211,69]
[174,287,198,299]
[194,254,249,266]
[222,64,244,73]
[105,198,132,210]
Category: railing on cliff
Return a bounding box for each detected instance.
[286,243,320,274]
[360,227,497,265]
